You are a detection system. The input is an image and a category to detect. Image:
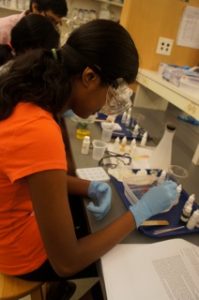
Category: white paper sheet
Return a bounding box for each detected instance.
[101,239,199,300]
[177,6,199,49]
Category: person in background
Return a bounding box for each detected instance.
[0,14,60,68]
[0,0,67,44]
[0,19,177,299]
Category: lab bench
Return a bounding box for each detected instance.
[62,105,199,300]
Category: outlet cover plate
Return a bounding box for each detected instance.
[156,37,174,56]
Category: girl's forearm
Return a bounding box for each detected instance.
[66,175,90,196]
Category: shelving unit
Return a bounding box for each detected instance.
[134,69,199,120]
[0,6,20,11]
[0,0,124,15]
[95,0,123,8]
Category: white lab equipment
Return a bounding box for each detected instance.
[173,184,182,206]
[121,111,127,124]
[132,124,139,137]
[140,131,148,147]
[187,209,199,230]
[192,144,199,165]
[180,204,192,223]
[120,136,127,152]
[148,123,176,171]
[81,136,90,155]
[157,170,167,184]
[125,113,131,127]
[186,194,195,206]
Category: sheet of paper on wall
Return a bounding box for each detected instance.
[176,6,199,49]
[101,239,199,300]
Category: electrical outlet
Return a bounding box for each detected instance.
[156,37,174,56]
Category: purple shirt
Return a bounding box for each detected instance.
[0,11,25,44]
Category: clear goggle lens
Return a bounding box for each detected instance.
[100,79,133,115]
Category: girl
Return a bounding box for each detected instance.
[0,14,60,67]
[0,19,177,299]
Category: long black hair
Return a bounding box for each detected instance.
[11,14,60,53]
[29,0,67,17]
[0,14,60,67]
[0,19,139,121]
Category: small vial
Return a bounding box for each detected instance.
[186,194,195,206]
[76,122,90,140]
[114,137,120,145]
[173,184,182,206]
[180,204,192,223]
[125,113,131,127]
[121,111,127,124]
[132,124,139,137]
[81,136,90,155]
[140,131,148,147]
[120,136,127,152]
[127,108,132,115]
[157,170,167,184]
[137,169,147,176]
[187,209,199,230]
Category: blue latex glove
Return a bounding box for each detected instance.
[87,181,112,220]
[129,180,177,227]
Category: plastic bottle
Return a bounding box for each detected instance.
[192,144,199,165]
[180,204,192,223]
[148,123,176,171]
[121,112,127,124]
[132,124,139,137]
[76,122,91,140]
[140,131,148,147]
[157,170,167,184]
[185,194,195,207]
[173,184,182,206]
[125,113,131,127]
[81,136,90,155]
[187,209,199,230]
[98,3,111,20]
[181,194,195,221]
[120,136,127,152]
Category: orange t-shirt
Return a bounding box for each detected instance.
[0,102,67,275]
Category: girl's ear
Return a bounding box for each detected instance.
[81,67,100,88]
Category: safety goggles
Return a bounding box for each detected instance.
[98,151,132,169]
[100,79,133,116]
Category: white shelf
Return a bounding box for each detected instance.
[95,0,123,8]
[134,68,199,120]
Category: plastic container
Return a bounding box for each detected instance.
[81,136,90,155]
[98,4,111,20]
[168,165,188,184]
[101,122,114,142]
[76,123,91,140]
[148,123,176,171]
[92,140,107,161]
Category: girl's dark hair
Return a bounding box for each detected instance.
[0,19,139,120]
[0,45,13,66]
[29,0,67,17]
[0,14,60,67]
[11,14,60,53]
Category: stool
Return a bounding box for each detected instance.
[0,273,44,300]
